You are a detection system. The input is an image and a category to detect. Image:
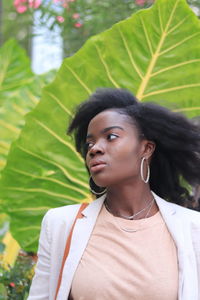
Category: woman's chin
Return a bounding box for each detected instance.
[92,171,118,188]
[92,177,109,189]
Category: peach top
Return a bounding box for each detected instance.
[70,204,179,300]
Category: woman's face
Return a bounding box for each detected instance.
[86,109,154,188]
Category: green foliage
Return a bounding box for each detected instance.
[0,214,9,263]
[1,1,33,54]
[2,1,200,57]
[0,213,9,245]
[0,39,55,172]
[0,253,35,300]
[1,0,200,252]
[60,0,147,56]
[0,39,56,256]
[0,242,5,254]
[2,0,149,56]
[0,39,33,94]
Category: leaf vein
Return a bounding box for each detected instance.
[8,207,51,212]
[173,106,200,113]
[136,0,179,100]
[159,32,200,56]
[17,226,41,231]
[0,120,20,134]
[140,17,153,56]
[158,4,163,32]
[7,186,80,202]
[64,64,92,94]
[46,91,73,117]
[166,16,189,36]
[144,83,200,98]
[33,118,83,162]
[151,59,200,77]
[117,26,143,79]
[11,167,89,198]
[94,44,120,88]
[18,146,88,189]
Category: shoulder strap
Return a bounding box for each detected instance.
[54,202,88,300]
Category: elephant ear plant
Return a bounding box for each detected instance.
[0,0,200,252]
[0,39,54,173]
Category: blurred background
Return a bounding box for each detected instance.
[1,0,199,74]
[0,0,200,298]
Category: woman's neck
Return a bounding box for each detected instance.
[106,180,158,219]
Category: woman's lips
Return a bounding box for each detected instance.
[90,163,106,173]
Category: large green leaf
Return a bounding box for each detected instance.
[0,40,33,95]
[1,0,200,251]
[0,40,55,171]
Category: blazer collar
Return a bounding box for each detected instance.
[82,194,106,217]
[82,191,180,249]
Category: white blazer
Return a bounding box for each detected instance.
[28,192,200,300]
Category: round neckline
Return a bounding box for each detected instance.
[102,203,163,232]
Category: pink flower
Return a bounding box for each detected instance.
[72,13,79,19]
[14,0,26,5]
[56,15,65,23]
[14,0,27,13]
[16,5,27,13]
[9,282,16,288]
[14,0,41,12]
[63,0,69,7]
[135,0,146,5]
[28,0,41,9]
[62,2,68,8]
[74,22,82,28]
[14,0,26,8]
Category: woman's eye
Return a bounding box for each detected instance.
[85,142,93,149]
[107,133,118,140]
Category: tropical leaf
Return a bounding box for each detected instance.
[0,40,55,172]
[1,0,200,251]
[0,39,33,95]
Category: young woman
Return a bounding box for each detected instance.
[28,88,200,300]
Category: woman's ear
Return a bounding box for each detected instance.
[141,139,156,159]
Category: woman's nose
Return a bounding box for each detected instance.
[89,142,104,157]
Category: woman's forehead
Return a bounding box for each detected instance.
[87,109,135,133]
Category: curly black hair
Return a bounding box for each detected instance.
[68,88,200,207]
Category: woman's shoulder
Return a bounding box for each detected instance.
[170,202,200,226]
[153,191,200,226]
[41,196,105,230]
[44,203,82,223]
[39,203,84,243]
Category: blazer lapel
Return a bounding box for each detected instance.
[57,195,106,300]
[153,192,198,300]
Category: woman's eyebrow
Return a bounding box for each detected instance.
[86,126,124,139]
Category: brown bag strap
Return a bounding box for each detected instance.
[54,202,88,300]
